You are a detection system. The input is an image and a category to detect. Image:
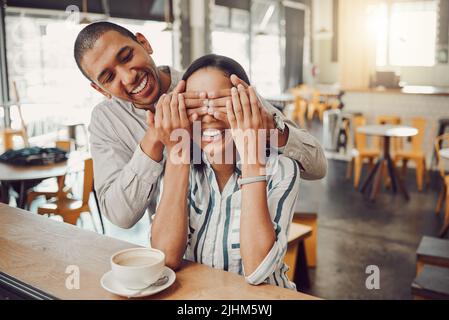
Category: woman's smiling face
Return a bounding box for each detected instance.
[185,67,233,160]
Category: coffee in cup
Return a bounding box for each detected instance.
[110,248,165,290]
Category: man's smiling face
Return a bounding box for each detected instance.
[81,31,161,109]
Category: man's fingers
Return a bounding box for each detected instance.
[187,107,208,116]
[230,74,249,89]
[208,96,231,108]
[185,98,208,109]
[172,80,186,94]
[207,88,231,99]
[183,91,207,99]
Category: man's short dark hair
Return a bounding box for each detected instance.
[74,21,137,81]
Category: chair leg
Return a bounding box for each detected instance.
[440,190,449,237]
[62,212,81,225]
[402,159,408,178]
[415,159,424,192]
[307,104,315,121]
[436,184,446,214]
[354,157,362,188]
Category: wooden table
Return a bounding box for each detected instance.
[0,204,318,300]
[358,125,418,201]
[0,152,85,208]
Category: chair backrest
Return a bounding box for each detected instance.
[352,115,367,150]
[435,133,449,179]
[55,140,73,152]
[2,129,26,151]
[410,117,426,152]
[375,115,401,150]
[376,115,401,125]
[82,158,94,206]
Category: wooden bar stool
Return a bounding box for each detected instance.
[293,201,318,268]
[434,133,449,237]
[416,236,449,275]
[285,223,312,289]
[412,265,449,300]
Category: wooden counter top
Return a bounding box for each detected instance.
[344,85,449,96]
[0,204,318,300]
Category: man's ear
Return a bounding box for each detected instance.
[90,82,112,99]
[135,32,153,54]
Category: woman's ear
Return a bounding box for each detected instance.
[91,82,112,99]
[135,32,153,55]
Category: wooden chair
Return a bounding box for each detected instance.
[290,91,307,128]
[285,222,312,289]
[25,140,73,209]
[393,118,428,191]
[435,133,449,237]
[307,90,330,122]
[350,115,381,188]
[1,129,27,150]
[412,265,449,300]
[293,201,318,267]
[416,236,449,276]
[37,158,96,229]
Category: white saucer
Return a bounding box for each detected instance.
[101,266,176,298]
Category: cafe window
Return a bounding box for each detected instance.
[4,8,173,139]
[376,0,438,67]
[212,1,283,95]
[211,5,250,73]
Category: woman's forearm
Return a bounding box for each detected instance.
[151,159,190,270]
[240,164,276,275]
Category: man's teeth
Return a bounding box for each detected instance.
[131,76,148,94]
[202,129,221,137]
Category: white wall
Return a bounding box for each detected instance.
[312,0,339,84]
[312,0,449,87]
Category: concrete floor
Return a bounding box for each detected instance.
[300,160,445,299]
[298,118,447,299]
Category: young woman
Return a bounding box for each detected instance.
[149,54,300,290]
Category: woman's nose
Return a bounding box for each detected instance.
[201,114,216,123]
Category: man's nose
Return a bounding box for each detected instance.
[117,66,138,86]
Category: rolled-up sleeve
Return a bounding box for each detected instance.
[89,107,164,229]
[244,157,300,285]
[258,95,327,181]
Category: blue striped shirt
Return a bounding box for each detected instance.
[151,154,300,290]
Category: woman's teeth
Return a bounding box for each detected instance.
[131,75,148,94]
[202,129,222,141]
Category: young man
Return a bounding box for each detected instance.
[74,21,326,229]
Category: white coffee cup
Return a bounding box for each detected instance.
[110,248,165,290]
